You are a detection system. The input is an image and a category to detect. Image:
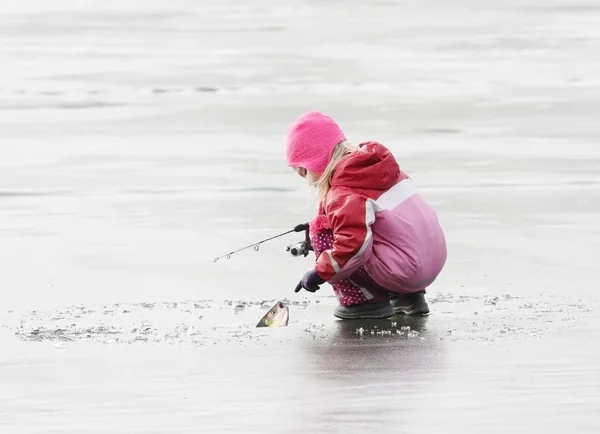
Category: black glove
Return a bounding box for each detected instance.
[294,269,326,293]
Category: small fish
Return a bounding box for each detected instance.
[256,301,289,327]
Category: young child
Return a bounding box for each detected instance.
[286,111,447,320]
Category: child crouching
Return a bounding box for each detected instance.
[287,111,447,320]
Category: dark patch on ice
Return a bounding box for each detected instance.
[0,190,70,198]
[0,86,220,98]
[120,189,187,196]
[151,86,218,94]
[0,102,125,110]
[219,186,295,193]
[38,91,62,96]
[422,128,463,135]
[58,102,124,109]
[435,38,546,52]
[194,26,286,34]
[194,87,218,93]
[118,187,293,197]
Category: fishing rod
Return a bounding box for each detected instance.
[213,223,308,262]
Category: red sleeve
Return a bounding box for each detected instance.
[314,188,375,283]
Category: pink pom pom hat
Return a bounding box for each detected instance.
[285,111,347,177]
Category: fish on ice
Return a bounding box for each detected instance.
[256,301,289,327]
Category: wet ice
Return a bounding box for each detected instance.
[1,0,600,432]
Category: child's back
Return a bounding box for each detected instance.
[323,140,447,294]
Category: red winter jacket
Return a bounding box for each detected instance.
[311,141,447,294]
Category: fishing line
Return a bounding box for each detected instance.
[213,223,308,262]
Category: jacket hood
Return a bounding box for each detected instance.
[330,141,401,191]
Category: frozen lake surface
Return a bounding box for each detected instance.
[1,0,600,432]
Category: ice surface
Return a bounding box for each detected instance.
[1,0,600,432]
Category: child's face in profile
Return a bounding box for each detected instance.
[294,166,307,178]
[293,166,318,185]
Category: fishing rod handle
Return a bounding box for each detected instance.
[293,223,309,232]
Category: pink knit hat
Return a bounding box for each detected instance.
[286,111,346,177]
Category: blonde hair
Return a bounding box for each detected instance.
[311,141,358,201]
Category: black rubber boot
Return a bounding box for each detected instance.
[333,301,395,320]
[390,292,430,316]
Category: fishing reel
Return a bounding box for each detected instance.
[286,240,311,257]
[286,223,312,257]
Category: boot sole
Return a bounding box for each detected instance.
[333,305,395,320]
[393,305,430,316]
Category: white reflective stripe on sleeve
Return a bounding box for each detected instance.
[326,250,340,273]
[355,199,375,258]
[328,198,375,278]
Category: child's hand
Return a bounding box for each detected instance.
[293,223,309,232]
[294,270,326,293]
